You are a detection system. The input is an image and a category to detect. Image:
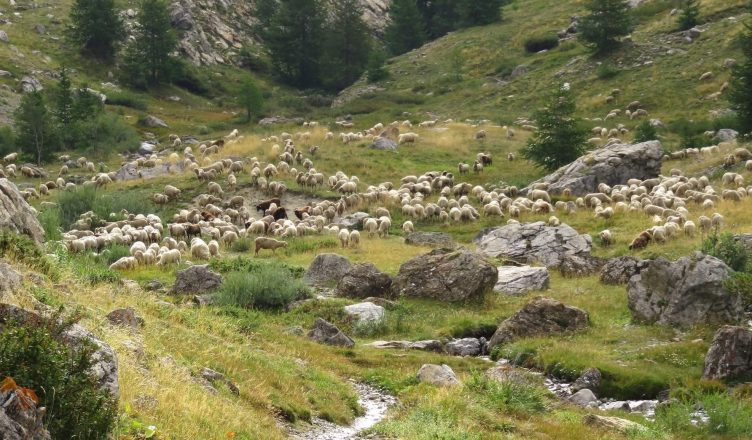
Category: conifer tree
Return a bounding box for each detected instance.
[456,0,504,28]
[578,0,634,54]
[730,13,752,136]
[67,0,125,60]
[14,92,56,165]
[322,0,372,90]
[121,0,178,88]
[677,0,700,31]
[385,0,427,55]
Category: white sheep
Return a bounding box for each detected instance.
[402,221,414,233]
[599,229,613,246]
[378,217,391,237]
[349,230,360,248]
[191,238,211,260]
[339,228,350,248]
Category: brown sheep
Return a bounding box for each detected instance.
[628,231,652,250]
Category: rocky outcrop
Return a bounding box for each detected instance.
[488,297,589,351]
[522,141,663,196]
[572,367,602,392]
[444,338,482,357]
[366,340,443,352]
[199,367,240,396]
[702,326,752,381]
[0,383,51,440]
[417,364,460,387]
[0,179,45,245]
[308,318,355,348]
[494,266,549,295]
[343,302,385,324]
[404,232,455,248]
[475,222,592,268]
[370,135,398,151]
[600,256,641,285]
[172,265,223,294]
[627,253,742,328]
[139,115,168,128]
[336,263,392,298]
[392,248,498,301]
[305,253,352,286]
[0,260,22,296]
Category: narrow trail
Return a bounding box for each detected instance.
[289,382,396,440]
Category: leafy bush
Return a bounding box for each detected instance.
[366,50,389,83]
[106,90,148,110]
[215,267,309,310]
[230,238,253,253]
[76,113,140,157]
[56,186,98,229]
[701,232,749,272]
[634,120,658,142]
[0,317,117,439]
[464,372,547,414]
[209,257,305,277]
[0,125,14,157]
[38,208,63,241]
[725,272,752,308]
[596,63,620,79]
[523,34,559,53]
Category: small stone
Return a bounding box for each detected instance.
[417,364,460,387]
[569,389,598,406]
[106,307,143,329]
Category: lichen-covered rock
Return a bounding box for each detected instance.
[172,265,222,294]
[336,263,392,298]
[627,253,742,328]
[582,414,648,434]
[494,266,550,295]
[572,367,602,392]
[305,253,352,286]
[0,179,45,245]
[392,248,497,301]
[600,256,642,285]
[559,254,605,278]
[522,141,663,196]
[308,318,354,348]
[417,364,460,386]
[106,307,143,330]
[404,232,455,248]
[0,260,22,296]
[343,302,385,324]
[488,297,589,351]
[444,338,481,357]
[475,222,592,268]
[702,326,752,380]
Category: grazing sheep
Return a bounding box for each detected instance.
[2,152,18,164]
[208,240,220,257]
[711,213,724,228]
[339,228,350,248]
[458,163,470,174]
[629,231,652,250]
[507,152,515,161]
[398,133,419,144]
[191,238,211,260]
[548,216,560,227]
[254,237,288,255]
[378,217,391,237]
[530,189,551,203]
[599,229,613,246]
[157,249,181,266]
[109,256,137,271]
[683,221,697,237]
[402,221,414,233]
[475,130,486,140]
[364,218,378,237]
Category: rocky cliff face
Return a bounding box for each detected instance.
[146,0,390,66]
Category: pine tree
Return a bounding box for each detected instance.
[264,0,325,88]
[730,16,752,136]
[253,0,278,40]
[456,0,504,28]
[237,77,264,122]
[321,0,372,90]
[677,0,700,31]
[416,0,458,39]
[578,0,634,54]
[384,0,427,55]
[121,0,178,87]
[52,67,74,129]
[14,92,56,165]
[522,83,588,171]
[366,49,389,83]
[67,0,125,60]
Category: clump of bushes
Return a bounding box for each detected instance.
[0,316,117,439]
[596,63,620,80]
[0,231,56,278]
[55,187,155,230]
[209,256,305,277]
[523,34,559,53]
[215,266,309,310]
[701,232,749,272]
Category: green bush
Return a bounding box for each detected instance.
[215,267,309,310]
[596,63,621,79]
[56,186,98,229]
[106,91,148,110]
[209,256,305,277]
[0,231,56,278]
[634,120,658,143]
[523,34,559,53]
[0,317,117,439]
[0,125,14,157]
[38,208,62,241]
[366,50,389,83]
[230,238,253,253]
[701,232,749,272]
[725,272,752,309]
[464,372,547,414]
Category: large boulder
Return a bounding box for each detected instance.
[559,254,605,278]
[475,222,592,268]
[334,212,370,229]
[391,248,498,301]
[488,297,589,351]
[522,140,663,196]
[305,253,352,286]
[702,326,752,381]
[600,256,642,285]
[715,129,739,142]
[627,253,742,328]
[172,265,223,294]
[139,115,168,128]
[404,232,456,248]
[0,260,22,296]
[568,389,598,407]
[308,318,355,348]
[343,302,385,324]
[417,364,460,387]
[370,136,398,151]
[494,266,550,295]
[336,263,392,298]
[582,414,647,435]
[444,338,482,356]
[0,179,45,245]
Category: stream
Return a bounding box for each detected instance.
[289,382,396,440]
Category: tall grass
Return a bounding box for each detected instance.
[215,267,309,310]
[464,372,548,414]
[56,187,155,229]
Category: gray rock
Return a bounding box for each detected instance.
[138,142,157,155]
[572,367,602,392]
[139,115,168,128]
[488,297,589,351]
[600,256,642,285]
[259,116,305,126]
[475,222,592,268]
[0,31,8,43]
[627,253,742,328]
[172,265,222,294]
[569,389,598,406]
[510,64,528,79]
[582,414,647,434]
[0,387,51,440]
[336,263,392,299]
[404,232,455,248]
[408,340,444,352]
[34,24,45,34]
[392,248,498,301]
[494,266,550,295]
[485,365,534,385]
[60,322,120,397]
[370,136,398,151]
[417,364,460,386]
[200,367,239,395]
[343,302,385,324]
[0,179,45,245]
[522,141,664,196]
[308,318,355,348]
[192,294,215,306]
[723,58,737,69]
[145,279,164,291]
[559,254,605,278]
[445,338,481,356]
[715,129,739,142]
[334,211,370,229]
[702,325,752,380]
[688,27,702,39]
[0,260,22,295]
[106,307,143,329]
[305,253,352,286]
[20,76,42,93]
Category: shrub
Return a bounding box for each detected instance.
[523,34,559,53]
[701,232,749,272]
[56,186,98,229]
[634,120,658,142]
[366,50,389,83]
[38,208,63,241]
[0,231,56,278]
[230,238,253,253]
[464,372,547,414]
[215,267,309,310]
[106,91,148,110]
[352,317,389,337]
[724,272,752,308]
[209,256,305,277]
[596,63,620,79]
[494,60,517,78]
[93,190,154,220]
[0,317,117,439]
[75,113,140,157]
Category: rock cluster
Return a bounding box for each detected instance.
[0,179,45,245]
